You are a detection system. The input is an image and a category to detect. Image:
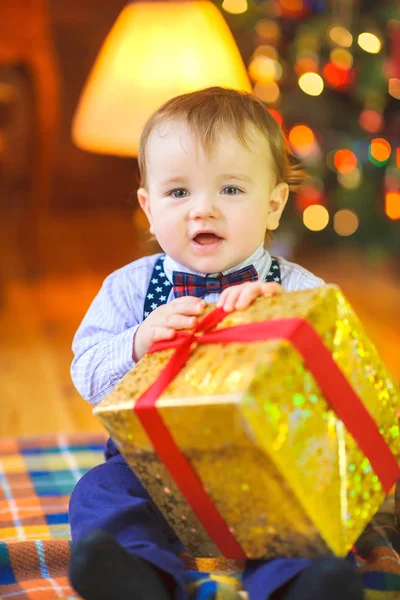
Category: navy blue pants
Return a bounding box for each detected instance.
[69,439,311,600]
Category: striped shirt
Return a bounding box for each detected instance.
[71,245,324,405]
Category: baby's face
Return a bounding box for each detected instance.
[138,120,288,274]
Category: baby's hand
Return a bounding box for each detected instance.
[134,297,206,360]
[217,281,284,312]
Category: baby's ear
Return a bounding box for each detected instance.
[137,188,154,234]
[267,183,289,231]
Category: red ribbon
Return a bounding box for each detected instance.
[134,307,400,558]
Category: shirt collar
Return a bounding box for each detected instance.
[163,244,270,281]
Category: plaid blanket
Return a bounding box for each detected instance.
[1,435,400,600]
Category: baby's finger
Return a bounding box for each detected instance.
[169,296,206,315]
[217,287,232,307]
[218,285,244,312]
[151,326,176,343]
[228,282,284,311]
[261,282,285,296]
[234,284,263,310]
[163,314,197,330]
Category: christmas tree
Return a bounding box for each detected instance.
[220,0,400,260]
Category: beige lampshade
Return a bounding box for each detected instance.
[72,1,251,157]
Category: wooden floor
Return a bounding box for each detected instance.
[1,210,399,438]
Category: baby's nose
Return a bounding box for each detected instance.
[190,197,221,218]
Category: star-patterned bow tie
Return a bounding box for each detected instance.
[172,264,258,298]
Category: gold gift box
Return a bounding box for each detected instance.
[94,285,400,560]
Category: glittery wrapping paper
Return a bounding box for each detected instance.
[94,285,400,560]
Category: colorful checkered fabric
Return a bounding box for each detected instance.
[0,434,106,599]
[1,434,400,600]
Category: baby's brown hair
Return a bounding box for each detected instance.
[137,86,303,191]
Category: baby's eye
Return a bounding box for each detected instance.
[168,188,189,199]
[221,186,243,195]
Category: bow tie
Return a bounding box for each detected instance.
[172,264,258,298]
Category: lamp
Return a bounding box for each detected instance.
[72,0,251,157]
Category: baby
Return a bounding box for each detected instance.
[68,87,364,600]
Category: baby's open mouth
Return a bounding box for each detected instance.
[193,233,223,245]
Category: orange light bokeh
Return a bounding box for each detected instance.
[253,45,278,60]
[328,26,353,48]
[294,57,319,76]
[323,63,354,89]
[222,0,248,15]
[334,210,359,236]
[288,124,315,152]
[254,81,280,103]
[385,192,400,220]
[333,149,357,174]
[330,48,353,69]
[389,78,400,100]
[359,110,383,133]
[280,0,306,18]
[255,20,281,43]
[295,186,322,212]
[267,108,283,126]
[249,55,281,83]
[303,204,330,231]
[370,138,391,163]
